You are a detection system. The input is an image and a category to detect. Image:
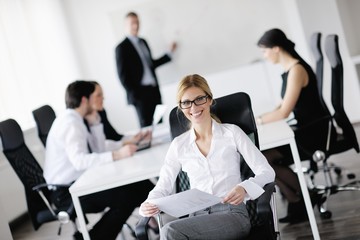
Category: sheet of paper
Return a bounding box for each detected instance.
[153,104,167,125]
[149,189,222,218]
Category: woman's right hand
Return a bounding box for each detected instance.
[140,202,160,217]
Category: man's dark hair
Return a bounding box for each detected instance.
[125,11,138,18]
[65,80,96,109]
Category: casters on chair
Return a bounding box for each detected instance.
[334,167,342,176]
[347,173,356,179]
[310,191,333,219]
[320,210,332,219]
[333,166,356,180]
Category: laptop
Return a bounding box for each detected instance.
[136,104,167,151]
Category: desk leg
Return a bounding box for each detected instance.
[71,194,90,240]
[289,140,320,240]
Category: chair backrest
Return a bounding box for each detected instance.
[170,92,259,186]
[310,32,324,95]
[32,105,56,146]
[169,92,262,225]
[310,32,331,114]
[0,119,48,230]
[169,92,259,146]
[324,35,360,153]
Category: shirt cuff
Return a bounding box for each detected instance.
[238,180,265,200]
[101,151,114,164]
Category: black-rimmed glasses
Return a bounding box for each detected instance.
[179,95,209,109]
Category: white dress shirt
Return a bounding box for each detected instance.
[43,109,113,185]
[127,36,157,86]
[145,120,275,205]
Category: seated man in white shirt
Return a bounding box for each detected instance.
[43,80,154,240]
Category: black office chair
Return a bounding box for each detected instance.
[32,105,56,146]
[0,119,75,235]
[310,32,329,113]
[305,34,360,219]
[309,32,356,181]
[135,92,279,240]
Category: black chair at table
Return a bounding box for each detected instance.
[300,34,360,219]
[32,105,137,238]
[135,92,279,240]
[32,105,56,146]
[309,32,357,181]
[0,119,75,236]
[310,32,329,113]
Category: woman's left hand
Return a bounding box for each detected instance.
[222,185,246,205]
[140,202,160,217]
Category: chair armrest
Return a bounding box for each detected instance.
[32,183,75,219]
[135,217,151,240]
[256,182,276,221]
[290,115,331,132]
[32,183,72,192]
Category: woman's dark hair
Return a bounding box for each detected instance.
[65,80,96,109]
[257,28,313,72]
[257,28,303,60]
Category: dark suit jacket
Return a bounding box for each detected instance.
[115,37,171,105]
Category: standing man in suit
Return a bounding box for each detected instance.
[115,11,177,127]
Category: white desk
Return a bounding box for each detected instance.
[70,120,320,240]
[258,120,320,240]
[70,127,171,240]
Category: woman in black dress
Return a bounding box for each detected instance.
[256,28,329,224]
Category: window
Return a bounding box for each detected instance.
[0,0,81,130]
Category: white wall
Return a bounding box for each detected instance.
[61,0,360,132]
[61,0,289,132]
[0,0,79,224]
[0,0,81,130]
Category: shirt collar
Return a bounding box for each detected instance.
[188,119,222,143]
[66,108,83,121]
[127,35,140,44]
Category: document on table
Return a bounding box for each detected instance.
[148,189,222,218]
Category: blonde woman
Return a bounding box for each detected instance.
[139,74,275,239]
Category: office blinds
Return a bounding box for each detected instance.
[0,0,81,130]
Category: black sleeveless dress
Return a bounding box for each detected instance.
[281,61,330,159]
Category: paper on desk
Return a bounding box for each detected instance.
[149,189,222,218]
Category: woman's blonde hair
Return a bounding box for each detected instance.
[176,74,220,123]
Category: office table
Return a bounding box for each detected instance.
[258,120,320,240]
[70,126,171,240]
[70,120,320,240]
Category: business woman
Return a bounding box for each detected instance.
[257,28,329,224]
[139,74,275,239]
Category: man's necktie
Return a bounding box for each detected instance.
[138,39,153,67]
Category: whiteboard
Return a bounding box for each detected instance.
[109,0,288,84]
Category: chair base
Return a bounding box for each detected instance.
[310,180,360,219]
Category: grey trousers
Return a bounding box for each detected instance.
[160,202,251,240]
